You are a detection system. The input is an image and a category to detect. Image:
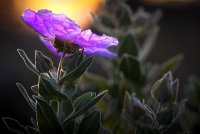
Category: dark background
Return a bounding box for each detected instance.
[0,0,200,133]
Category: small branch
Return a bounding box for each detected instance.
[57,49,66,81]
[57,100,63,121]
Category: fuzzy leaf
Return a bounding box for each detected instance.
[3,117,28,134]
[119,34,138,57]
[38,76,67,101]
[59,57,93,85]
[62,98,75,133]
[16,83,36,111]
[138,27,159,62]
[27,126,40,134]
[36,97,64,134]
[17,49,39,75]
[158,54,184,79]
[31,85,39,93]
[120,55,141,83]
[77,111,101,134]
[63,90,107,125]
[74,92,96,112]
[185,76,200,108]
[117,4,132,27]
[83,72,110,91]
[60,84,77,97]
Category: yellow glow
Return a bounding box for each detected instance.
[13,0,104,28]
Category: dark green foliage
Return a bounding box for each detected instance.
[59,56,93,85]
[88,0,189,133]
[120,55,141,83]
[36,97,64,134]
[4,50,106,134]
[119,34,138,57]
[77,111,101,134]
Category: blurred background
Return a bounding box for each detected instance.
[0,0,200,133]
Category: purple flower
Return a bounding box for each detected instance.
[21,9,118,57]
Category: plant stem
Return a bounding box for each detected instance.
[57,48,66,121]
[57,100,63,121]
[57,50,66,81]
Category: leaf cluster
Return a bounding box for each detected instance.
[3,50,108,134]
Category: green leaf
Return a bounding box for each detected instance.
[60,84,77,97]
[17,49,39,75]
[74,92,96,112]
[157,106,175,125]
[117,4,132,27]
[63,90,107,125]
[36,97,64,134]
[62,98,74,121]
[120,55,141,83]
[59,57,93,85]
[62,98,75,134]
[83,72,110,90]
[119,34,138,57]
[77,111,101,134]
[158,54,184,79]
[50,100,58,112]
[185,76,200,108]
[63,120,75,134]
[138,27,159,62]
[31,85,39,93]
[27,126,40,134]
[16,83,36,111]
[38,76,67,101]
[61,52,79,71]
[76,53,84,66]
[3,117,28,134]
[35,50,54,73]
[31,117,37,128]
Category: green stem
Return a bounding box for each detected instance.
[57,49,66,81]
[57,100,63,121]
[56,48,66,121]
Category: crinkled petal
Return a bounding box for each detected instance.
[83,47,117,58]
[21,9,55,38]
[21,9,81,41]
[39,36,62,57]
[37,9,81,40]
[74,30,119,48]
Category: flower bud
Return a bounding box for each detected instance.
[35,51,54,73]
[151,71,179,104]
[124,92,155,122]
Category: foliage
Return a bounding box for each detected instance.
[81,0,197,133]
[3,50,107,134]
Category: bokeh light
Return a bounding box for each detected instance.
[13,0,104,28]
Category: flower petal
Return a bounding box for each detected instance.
[74,30,119,48]
[21,9,55,38]
[37,9,81,40]
[83,47,117,58]
[39,36,62,57]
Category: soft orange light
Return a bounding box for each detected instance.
[13,0,104,28]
